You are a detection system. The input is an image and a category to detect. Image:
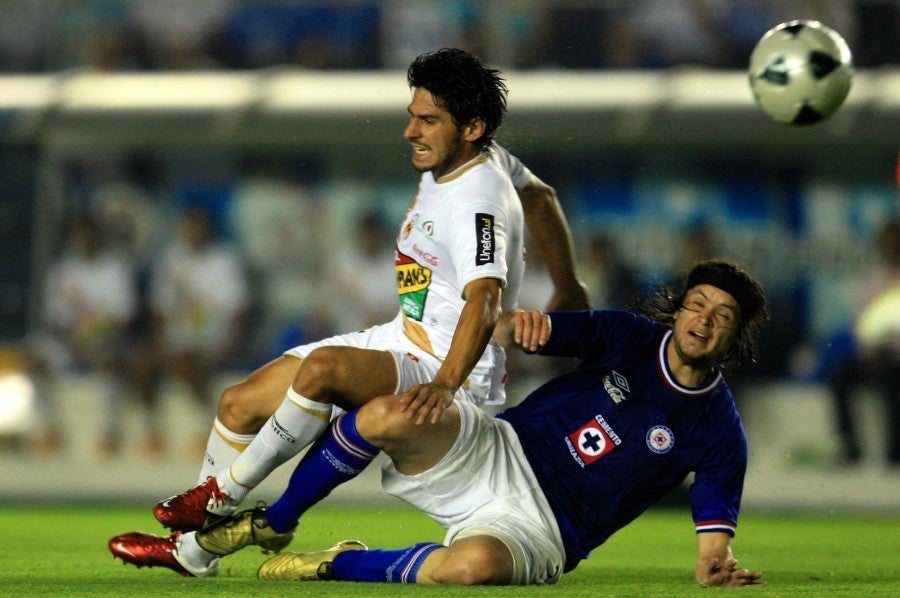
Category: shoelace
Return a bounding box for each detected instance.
[185,476,229,511]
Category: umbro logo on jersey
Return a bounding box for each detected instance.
[601,370,630,405]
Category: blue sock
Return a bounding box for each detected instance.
[332,543,444,583]
[265,410,378,533]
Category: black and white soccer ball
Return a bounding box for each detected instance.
[749,20,853,126]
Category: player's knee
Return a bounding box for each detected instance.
[356,396,414,445]
[433,541,512,585]
[218,383,266,433]
[292,346,346,399]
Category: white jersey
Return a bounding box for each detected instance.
[491,142,534,190]
[394,145,526,404]
[285,144,529,406]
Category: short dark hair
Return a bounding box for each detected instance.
[407,48,508,150]
[632,259,770,366]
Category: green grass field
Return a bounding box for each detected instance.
[0,503,897,597]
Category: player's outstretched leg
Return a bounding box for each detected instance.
[259,541,446,583]
[108,531,219,578]
[258,540,369,581]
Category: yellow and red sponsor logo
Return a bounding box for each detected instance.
[396,251,431,294]
[396,250,431,321]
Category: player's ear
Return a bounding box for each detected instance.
[462,118,485,142]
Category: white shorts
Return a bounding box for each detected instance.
[380,400,566,585]
[282,313,476,405]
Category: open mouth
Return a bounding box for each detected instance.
[688,330,710,345]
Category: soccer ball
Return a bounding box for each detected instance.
[749,20,853,126]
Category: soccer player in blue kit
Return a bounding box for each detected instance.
[146,259,769,587]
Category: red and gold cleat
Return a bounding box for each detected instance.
[153,476,232,532]
[108,531,218,577]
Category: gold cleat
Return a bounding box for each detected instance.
[258,540,368,581]
[196,507,294,556]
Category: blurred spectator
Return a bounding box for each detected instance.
[48,1,153,71]
[82,153,167,270]
[826,217,900,466]
[580,232,644,309]
[537,0,858,71]
[230,156,332,354]
[213,2,379,69]
[327,209,398,333]
[130,0,235,70]
[25,215,138,456]
[0,0,45,72]
[678,222,718,271]
[538,0,739,69]
[379,0,483,69]
[853,0,900,67]
[132,206,251,457]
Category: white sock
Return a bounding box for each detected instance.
[197,419,256,483]
[177,531,217,568]
[224,388,332,500]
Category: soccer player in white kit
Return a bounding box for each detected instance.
[110,48,589,576]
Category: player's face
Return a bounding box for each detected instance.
[670,284,740,369]
[404,87,479,179]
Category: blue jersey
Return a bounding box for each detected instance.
[498,310,747,573]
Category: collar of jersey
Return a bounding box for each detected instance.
[658,329,723,396]
[435,151,490,184]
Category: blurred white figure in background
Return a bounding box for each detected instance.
[327,209,399,333]
[27,215,138,456]
[133,206,251,457]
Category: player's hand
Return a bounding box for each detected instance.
[511,309,551,353]
[398,382,455,425]
[699,557,765,587]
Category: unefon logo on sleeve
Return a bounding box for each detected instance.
[475,213,495,265]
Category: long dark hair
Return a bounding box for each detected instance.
[407,48,508,150]
[632,259,770,366]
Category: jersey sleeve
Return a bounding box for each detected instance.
[447,181,515,293]
[491,143,534,189]
[690,412,748,536]
[540,309,651,360]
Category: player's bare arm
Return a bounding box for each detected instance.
[695,532,765,587]
[517,176,590,311]
[399,277,503,425]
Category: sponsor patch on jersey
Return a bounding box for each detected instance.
[396,250,431,321]
[612,370,630,392]
[603,373,628,404]
[646,425,674,454]
[401,212,418,240]
[475,213,495,265]
[567,420,617,466]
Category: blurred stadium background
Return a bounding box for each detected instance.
[0,0,898,512]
